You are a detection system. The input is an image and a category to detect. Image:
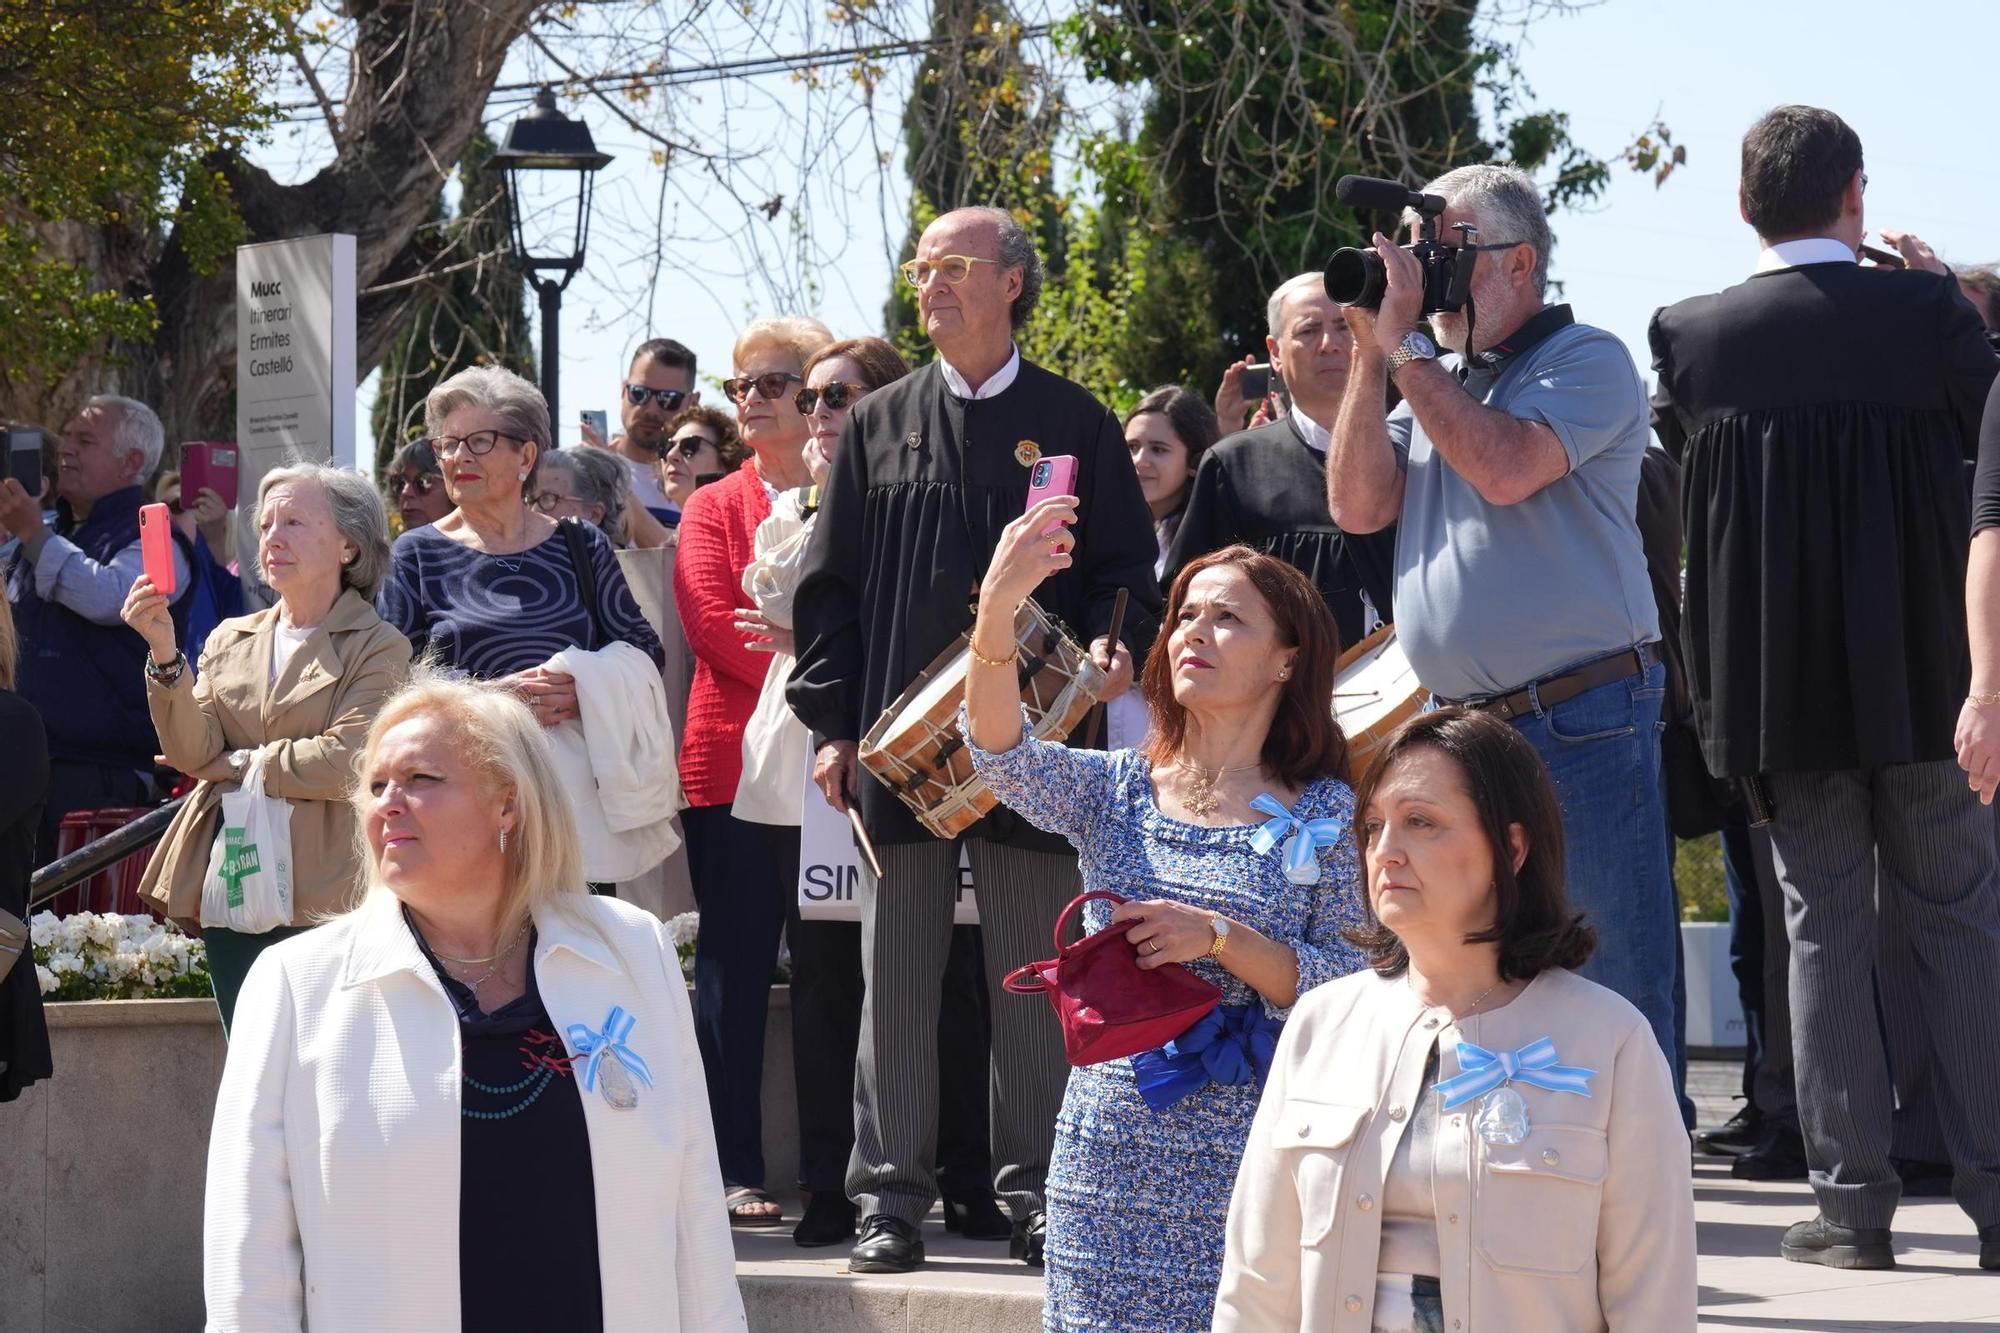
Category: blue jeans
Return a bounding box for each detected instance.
[1502,660,1685,1106]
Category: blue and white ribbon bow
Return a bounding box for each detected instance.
[1248,793,1348,885]
[566,1005,656,1095]
[1431,1036,1595,1110]
[1130,1003,1283,1111]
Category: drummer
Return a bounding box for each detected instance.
[788,206,1162,1275]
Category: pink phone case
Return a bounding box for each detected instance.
[139,503,176,598]
[180,442,240,509]
[1024,455,1079,535]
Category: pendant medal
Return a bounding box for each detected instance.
[1474,1084,1530,1145]
[597,1055,641,1111]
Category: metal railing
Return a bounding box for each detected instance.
[28,796,186,912]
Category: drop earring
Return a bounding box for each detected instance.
[499,826,508,854]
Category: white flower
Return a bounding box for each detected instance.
[30,911,59,948]
[35,965,56,995]
[46,950,81,976]
[668,912,700,949]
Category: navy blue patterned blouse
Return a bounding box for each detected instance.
[377,521,665,678]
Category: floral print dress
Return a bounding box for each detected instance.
[968,724,1368,1332]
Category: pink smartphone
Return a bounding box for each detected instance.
[139,502,177,598]
[180,442,239,509]
[1023,455,1079,536]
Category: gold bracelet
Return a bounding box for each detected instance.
[967,638,1018,669]
[1970,692,2000,708]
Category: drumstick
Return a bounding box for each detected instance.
[847,804,886,880]
[1083,587,1132,748]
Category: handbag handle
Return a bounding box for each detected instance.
[1000,890,1129,997]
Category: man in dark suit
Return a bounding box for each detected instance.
[1651,104,2000,1272]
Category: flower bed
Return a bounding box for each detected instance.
[30,910,212,1001]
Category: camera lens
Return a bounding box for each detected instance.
[1325,247,1387,308]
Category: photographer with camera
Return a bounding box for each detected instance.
[1325,164,1685,1111]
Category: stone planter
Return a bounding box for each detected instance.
[2,997,225,1333]
[1680,920,1745,1054]
[3,987,798,1332]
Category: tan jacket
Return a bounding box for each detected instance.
[1214,967,1695,1333]
[139,591,411,927]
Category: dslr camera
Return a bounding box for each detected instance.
[1323,175,1479,314]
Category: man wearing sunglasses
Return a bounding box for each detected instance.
[788,206,1162,1276]
[593,337,699,525]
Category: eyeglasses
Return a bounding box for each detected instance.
[528,490,579,514]
[624,383,688,411]
[387,472,441,499]
[721,371,804,404]
[665,435,720,460]
[899,254,998,288]
[428,430,523,458]
[794,382,869,415]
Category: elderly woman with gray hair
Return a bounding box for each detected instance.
[119,461,411,1029]
[535,446,631,546]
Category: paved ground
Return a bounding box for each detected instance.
[731,1060,1997,1331]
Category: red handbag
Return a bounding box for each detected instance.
[1002,890,1223,1067]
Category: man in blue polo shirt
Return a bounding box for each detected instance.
[0,395,191,862]
[1327,164,1683,1109]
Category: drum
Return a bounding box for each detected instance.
[1332,625,1428,780]
[860,598,1106,839]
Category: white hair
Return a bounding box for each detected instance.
[1265,273,1327,337]
[86,394,165,483]
[1409,164,1554,297]
[256,460,394,600]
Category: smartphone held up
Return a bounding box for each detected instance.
[7,427,44,498]
[139,503,177,598]
[1024,454,1079,536]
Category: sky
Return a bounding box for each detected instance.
[318,0,2000,458]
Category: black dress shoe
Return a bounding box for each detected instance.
[942,1192,1013,1241]
[1891,1156,1954,1199]
[1980,1224,1999,1271]
[794,1191,859,1248]
[1732,1125,1809,1181]
[1694,1106,1763,1157]
[850,1214,925,1273]
[1009,1210,1046,1268]
[1780,1214,1894,1269]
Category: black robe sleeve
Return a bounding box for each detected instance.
[1941,277,2000,462]
[1974,371,2000,536]
[1647,307,1688,466]
[787,402,872,746]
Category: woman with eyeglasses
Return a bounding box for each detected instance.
[672,313,832,1227]
[659,405,747,514]
[385,436,454,531]
[377,366,664,702]
[534,447,630,547]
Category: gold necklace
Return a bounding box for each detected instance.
[1181,759,1261,819]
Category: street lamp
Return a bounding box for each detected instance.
[491,86,612,430]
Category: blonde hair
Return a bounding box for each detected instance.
[348,667,587,946]
[0,594,17,692]
[731,315,834,373]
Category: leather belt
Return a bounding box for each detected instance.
[1439,643,1659,723]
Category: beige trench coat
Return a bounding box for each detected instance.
[139,590,411,927]
[1214,967,1696,1332]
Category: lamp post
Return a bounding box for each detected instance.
[491,86,612,430]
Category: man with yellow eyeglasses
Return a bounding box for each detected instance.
[789,206,1162,1275]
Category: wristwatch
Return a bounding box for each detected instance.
[226,749,250,778]
[1206,914,1232,961]
[1386,329,1439,377]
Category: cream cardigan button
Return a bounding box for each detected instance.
[1542,1148,1560,1167]
[1345,1296,1363,1313]
[1356,1193,1373,1211]
[1448,1213,1459,1224]
[1389,1106,1407,1122]
[1297,1122,1311,1138]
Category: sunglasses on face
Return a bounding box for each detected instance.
[721,371,804,405]
[664,435,720,461]
[899,254,998,288]
[428,430,523,458]
[387,472,442,499]
[794,382,869,415]
[624,383,688,411]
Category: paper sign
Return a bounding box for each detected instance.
[796,759,977,923]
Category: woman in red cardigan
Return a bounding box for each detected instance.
[673,313,831,1225]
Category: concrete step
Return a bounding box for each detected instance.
[734,1205,1045,1333]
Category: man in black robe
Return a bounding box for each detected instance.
[1651,104,2000,1272]
[1166,273,1395,649]
[788,206,1161,1273]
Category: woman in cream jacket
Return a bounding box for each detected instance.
[203,671,745,1332]
[1214,708,1694,1333]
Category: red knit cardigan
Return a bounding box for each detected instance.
[671,462,774,808]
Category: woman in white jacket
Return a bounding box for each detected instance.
[203,670,745,1332]
[1214,707,1695,1332]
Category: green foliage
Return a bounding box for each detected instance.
[369,137,539,473]
[0,1,296,385]
[1676,833,1730,923]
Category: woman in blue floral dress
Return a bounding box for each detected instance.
[963,500,1369,1333]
